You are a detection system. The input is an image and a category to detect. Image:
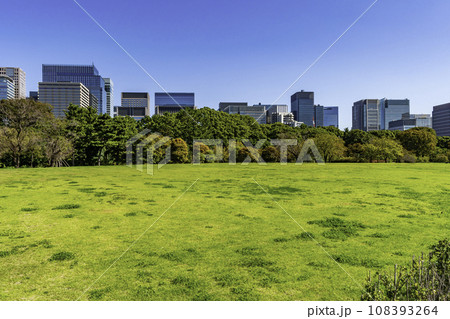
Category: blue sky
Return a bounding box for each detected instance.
[2,0,450,128]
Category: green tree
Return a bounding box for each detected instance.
[399,127,437,158]
[360,138,404,163]
[314,133,346,162]
[42,119,73,167]
[343,129,370,146]
[171,138,189,163]
[0,99,53,167]
[261,145,280,162]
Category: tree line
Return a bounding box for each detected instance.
[0,99,449,168]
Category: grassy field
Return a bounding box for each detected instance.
[0,163,448,301]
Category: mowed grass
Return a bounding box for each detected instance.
[0,163,448,301]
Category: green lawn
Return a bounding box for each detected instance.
[0,163,448,301]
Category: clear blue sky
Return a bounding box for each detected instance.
[3,0,450,128]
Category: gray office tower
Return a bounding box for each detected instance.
[104,78,114,117]
[264,104,289,124]
[380,99,410,130]
[352,99,381,131]
[38,82,91,118]
[432,103,450,136]
[291,91,314,125]
[219,102,267,124]
[116,92,150,120]
[155,92,195,114]
[42,64,107,114]
[219,102,248,113]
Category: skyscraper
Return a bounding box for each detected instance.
[155,92,195,114]
[291,91,314,125]
[314,104,324,127]
[238,105,267,124]
[263,104,289,124]
[104,78,114,117]
[38,82,91,118]
[42,64,106,114]
[352,99,381,131]
[0,75,15,100]
[219,102,266,124]
[0,67,26,99]
[379,98,410,130]
[115,92,150,120]
[323,107,339,128]
[432,103,450,136]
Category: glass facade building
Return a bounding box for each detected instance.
[314,105,324,127]
[239,106,266,124]
[0,75,15,100]
[0,67,26,99]
[432,103,450,136]
[388,113,432,131]
[29,91,39,101]
[219,102,266,124]
[323,106,339,128]
[42,64,106,114]
[291,91,314,125]
[38,82,90,118]
[219,102,248,113]
[155,92,195,114]
[380,99,410,130]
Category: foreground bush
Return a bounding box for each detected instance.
[361,239,449,301]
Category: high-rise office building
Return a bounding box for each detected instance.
[352,99,381,131]
[42,64,106,114]
[380,98,410,130]
[219,102,248,113]
[389,114,432,131]
[0,67,26,99]
[219,102,266,124]
[29,91,39,101]
[314,104,324,127]
[0,75,15,100]
[291,91,314,125]
[239,105,266,124]
[38,82,90,118]
[323,107,339,128]
[263,104,289,124]
[104,78,114,117]
[432,103,450,136]
[155,92,195,114]
[353,98,410,131]
[115,92,150,120]
[271,112,302,127]
[408,113,432,128]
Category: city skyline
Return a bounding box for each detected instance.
[3,0,450,128]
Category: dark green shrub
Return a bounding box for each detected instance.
[49,251,75,261]
[52,204,80,210]
[295,232,315,240]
